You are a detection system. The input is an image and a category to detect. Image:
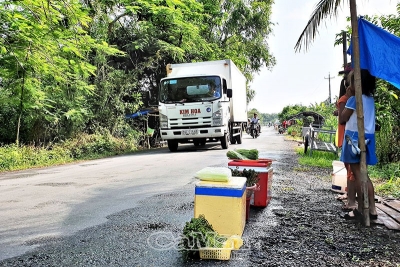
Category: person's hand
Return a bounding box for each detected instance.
[333,109,338,116]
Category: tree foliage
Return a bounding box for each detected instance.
[0,0,276,145]
[0,0,122,144]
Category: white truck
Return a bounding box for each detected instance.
[157,59,248,152]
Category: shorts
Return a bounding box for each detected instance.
[340,130,378,165]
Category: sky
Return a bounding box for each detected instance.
[249,0,399,114]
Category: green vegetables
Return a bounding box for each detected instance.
[226,149,259,160]
[226,150,247,159]
[234,149,259,160]
[180,215,227,260]
[231,168,259,187]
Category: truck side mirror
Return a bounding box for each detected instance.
[227,89,232,98]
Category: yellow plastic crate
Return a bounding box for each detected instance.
[194,177,247,236]
[199,239,233,260]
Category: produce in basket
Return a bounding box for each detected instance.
[180,215,228,260]
[234,149,259,160]
[226,150,247,159]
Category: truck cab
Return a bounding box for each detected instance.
[158,60,247,152]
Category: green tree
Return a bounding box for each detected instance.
[0,0,122,144]
[278,104,307,122]
[101,0,276,106]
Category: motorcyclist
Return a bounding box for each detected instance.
[250,113,261,133]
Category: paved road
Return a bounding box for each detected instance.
[0,126,283,261]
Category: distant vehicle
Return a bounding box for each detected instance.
[158,59,248,152]
[249,121,260,138]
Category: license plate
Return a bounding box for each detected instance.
[182,129,198,135]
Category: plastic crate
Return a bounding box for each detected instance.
[199,239,234,260]
[199,247,232,260]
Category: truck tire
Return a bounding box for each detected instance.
[236,130,242,144]
[231,134,237,144]
[221,133,229,149]
[168,140,178,152]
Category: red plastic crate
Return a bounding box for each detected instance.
[228,159,273,208]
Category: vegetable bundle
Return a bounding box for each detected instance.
[226,150,247,159]
[180,215,227,259]
[231,168,259,187]
[234,149,259,160]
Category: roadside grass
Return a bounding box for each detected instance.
[295,147,400,198]
[369,164,400,198]
[0,133,140,172]
[295,147,337,168]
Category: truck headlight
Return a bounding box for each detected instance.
[212,109,223,126]
[160,113,168,128]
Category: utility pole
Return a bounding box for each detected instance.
[342,31,348,68]
[324,73,335,103]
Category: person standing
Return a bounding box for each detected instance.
[339,69,378,220]
[335,86,356,210]
[334,65,356,211]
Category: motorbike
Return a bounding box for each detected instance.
[246,122,251,135]
[249,121,260,138]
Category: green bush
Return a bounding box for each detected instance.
[0,144,73,171]
[62,131,137,159]
[0,131,139,172]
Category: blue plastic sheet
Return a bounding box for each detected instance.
[348,18,400,89]
[125,110,150,119]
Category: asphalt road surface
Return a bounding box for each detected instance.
[0,126,281,262]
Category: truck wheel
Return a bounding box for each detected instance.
[231,134,237,144]
[168,140,178,152]
[236,130,242,144]
[221,133,229,149]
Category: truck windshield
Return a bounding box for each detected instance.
[159,76,222,103]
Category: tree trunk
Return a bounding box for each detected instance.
[349,0,370,226]
[16,70,26,146]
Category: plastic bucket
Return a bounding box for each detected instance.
[331,160,347,193]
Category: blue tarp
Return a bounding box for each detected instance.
[125,110,151,119]
[348,18,400,89]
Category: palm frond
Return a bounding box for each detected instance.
[294,0,344,52]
